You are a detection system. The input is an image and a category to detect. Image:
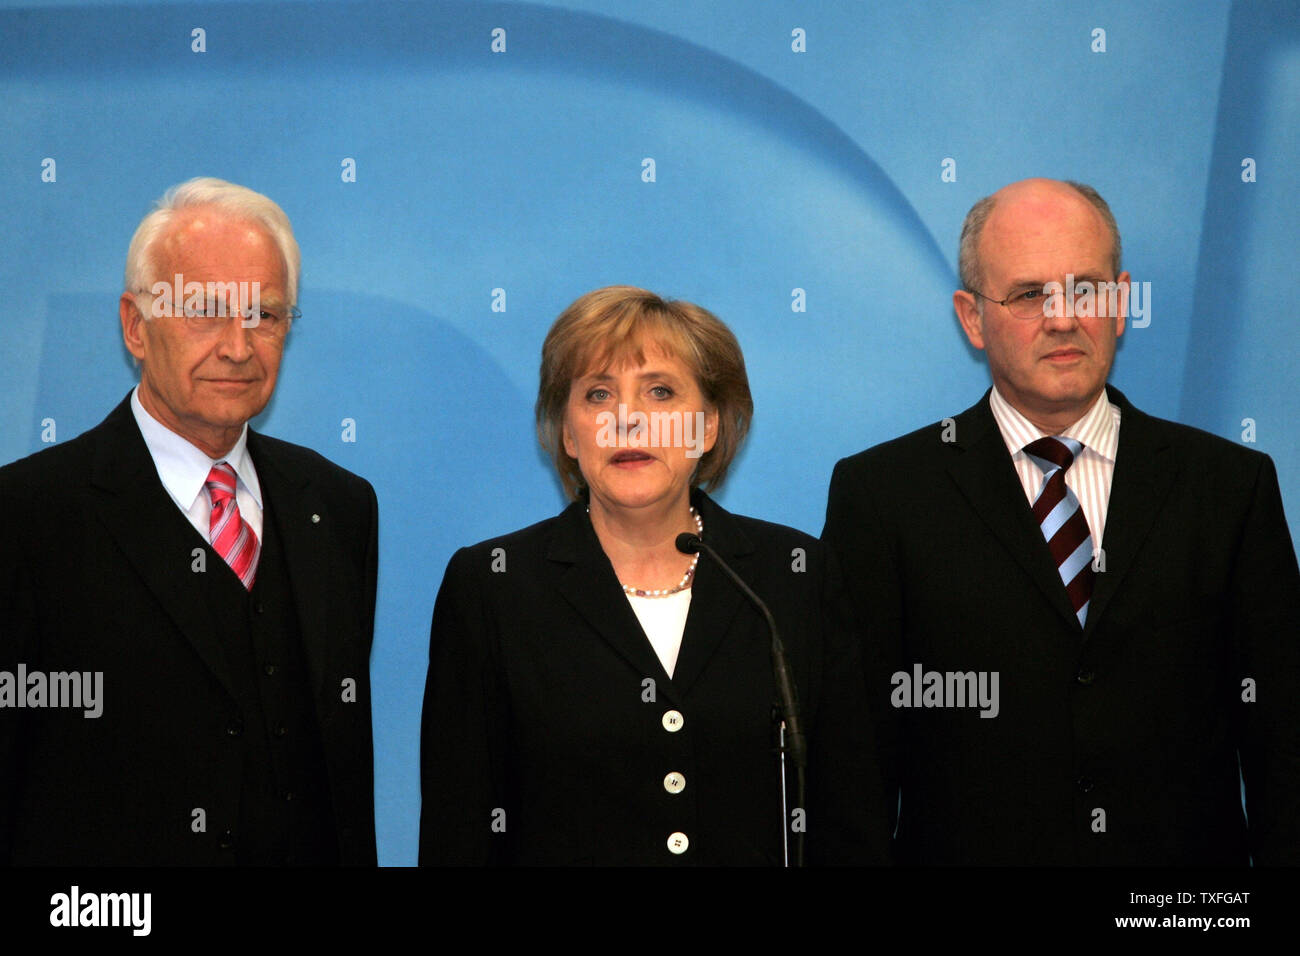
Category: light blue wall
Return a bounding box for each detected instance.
[2,0,1295,865]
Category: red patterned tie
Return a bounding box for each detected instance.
[205,462,260,590]
[1023,437,1094,626]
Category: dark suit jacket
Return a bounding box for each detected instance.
[0,394,379,865]
[419,490,888,865]
[823,385,1300,865]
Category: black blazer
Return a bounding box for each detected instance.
[419,490,888,865]
[823,385,1300,865]
[0,394,379,865]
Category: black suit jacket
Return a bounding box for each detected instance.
[0,394,379,865]
[823,385,1300,865]
[419,490,888,865]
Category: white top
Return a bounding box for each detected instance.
[625,589,692,678]
[130,385,264,544]
[988,386,1120,549]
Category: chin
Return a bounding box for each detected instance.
[199,403,261,427]
[607,486,664,506]
[600,485,672,510]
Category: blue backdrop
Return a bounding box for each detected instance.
[2,0,1296,866]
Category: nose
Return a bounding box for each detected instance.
[619,396,650,445]
[1042,312,1078,333]
[1041,290,1080,332]
[215,313,255,361]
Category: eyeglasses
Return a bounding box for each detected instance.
[969,278,1124,321]
[135,292,299,337]
[968,285,1056,320]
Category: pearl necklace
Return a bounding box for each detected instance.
[590,506,704,598]
[624,508,703,597]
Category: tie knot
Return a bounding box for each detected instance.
[205,462,238,502]
[1024,436,1083,473]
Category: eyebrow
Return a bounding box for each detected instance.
[169,291,288,305]
[580,369,684,382]
[1005,272,1112,287]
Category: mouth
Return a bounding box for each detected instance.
[1042,348,1086,363]
[610,450,655,467]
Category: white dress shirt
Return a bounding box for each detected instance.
[988,386,1120,549]
[130,385,264,545]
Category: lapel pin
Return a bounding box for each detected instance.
[311,514,321,523]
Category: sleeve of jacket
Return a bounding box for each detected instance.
[821,455,904,859]
[352,477,380,864]
[1233,453,1300,864]
[805,540,892,865]
[360,480,379,654]
[0,475,35,864]
[418,546,511,865]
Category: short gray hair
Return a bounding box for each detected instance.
[957,180,1122,293]
[124,177,301,304]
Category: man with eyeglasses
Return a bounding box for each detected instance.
[822,177,1300,865]
[0,178,378,865]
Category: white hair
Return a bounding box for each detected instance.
[123,177,301,305]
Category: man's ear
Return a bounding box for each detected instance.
[120,293,148,362]
[1114,270,1131,338]
[954,289,986,350]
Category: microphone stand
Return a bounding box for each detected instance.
[677,533,806,867]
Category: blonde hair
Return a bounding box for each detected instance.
[536,286,753,499]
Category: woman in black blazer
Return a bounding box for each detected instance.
[419,286,886,865]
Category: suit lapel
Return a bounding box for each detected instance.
[546,493,752,700]
[670,492,750,697]
[945,393,1083,631]
[1081,387,1177,639]
[249,432,333,701]
[89,395,234,695]
[547,501,676,692]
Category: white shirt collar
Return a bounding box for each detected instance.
[989,386,1120,463]
[130,385,263,511]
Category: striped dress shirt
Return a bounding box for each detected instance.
[988,386,1121,550]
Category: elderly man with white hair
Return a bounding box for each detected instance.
[0,178,378,865]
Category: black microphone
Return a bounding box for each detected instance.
[674,532,703,555]
[675,533,807,772]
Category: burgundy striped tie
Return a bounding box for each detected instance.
[1023,437,1094,626]
[205,462,260,590]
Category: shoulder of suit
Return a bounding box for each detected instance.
[0,419,102,499]
[715,508,819,554]
[1121,403,1274,479]
[445,501,822,563]
[831,414,964,480]
[452,511,567,564]
[250,431,375,497]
